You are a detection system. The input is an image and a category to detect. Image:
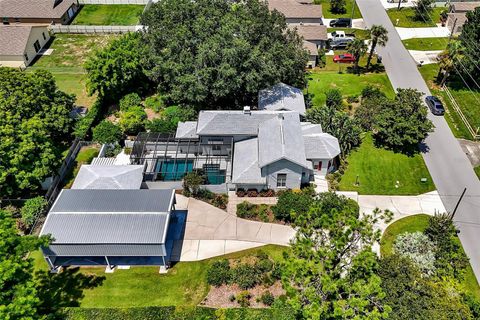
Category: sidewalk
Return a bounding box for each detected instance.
[396,26,450,40]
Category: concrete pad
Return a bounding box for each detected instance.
[409,50,442,65]
[224,241,266,255]
[196,240,227,260]
[336,191,359,202]
[418,191,447,214]
[236,219,263,241]
[105,266,116,273]
[254,223,273,243]
[396,27,450,40]
[183,223,216,240]
[214,215,237,240]
[390,196,422,215]
[174,240,200,261]
[270,224,296,245]
[175,194,189,210]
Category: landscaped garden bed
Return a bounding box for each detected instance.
[236,202,276,223]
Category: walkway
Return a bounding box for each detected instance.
[396,26,450,40]
[357,0,480,281]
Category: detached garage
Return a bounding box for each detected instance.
[40,189,176,272]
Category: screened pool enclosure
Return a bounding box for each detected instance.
[130,132,233,185]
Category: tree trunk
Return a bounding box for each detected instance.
[366,40,377,70]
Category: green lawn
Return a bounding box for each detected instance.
[28,34,115,108]
[32,245,286,308]
[307,71,395,106]
[314,0,362,19]
[338,134,435,195]
[63,146,100,189]
[419,63,480,140]
[402,37,448,51]
[387,7,445,27]
[72,5,144,25]
[380,214,480,299]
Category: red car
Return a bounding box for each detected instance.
[333,53,356,63]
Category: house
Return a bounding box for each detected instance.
[40,189,176,271]
[289,24,328,49]
[303,40,319,68]
[130,83,340,191]
[267,0,323,24]
[0,0,79,25]
[447,2,480,34]
[0,25,50,68]
[71,165,145,190]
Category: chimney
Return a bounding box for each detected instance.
[243,106,251,115]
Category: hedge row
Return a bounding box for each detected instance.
[73,98,104,139]
[62,306,295,320]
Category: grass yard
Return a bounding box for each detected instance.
[28,34,116,108]
[402,37,448,51]
[475,166,480,179]
[63,145,100,189]
[72,5,144,25]
[314,0,362,19]
[32,245,286,308]
[338,134,435,195]
[419,63,480,140]
[387,7,445,27]
[380,214,480,299]
[307,71,395,106]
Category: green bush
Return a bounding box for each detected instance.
[145,95,164,113]
[256,258,274,273]
[325,88,343,110]
[92,120,122,144]
[260,291,275,306]
[211,194,228,210]
[271,189,314,222]
[119,93,142,112]
[74,99,102,139]
[207,259,231,287]
[236,201,257,219]
[236,291,252,307]
[119,106,147,135]
[21,197,47,230]
[232,264,259,289]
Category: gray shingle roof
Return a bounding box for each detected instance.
[303,133,341,159]
[289,24,328,41]
[71,165,144,190]
[196,110,294,136]
[50,189,175,214]
[0,0,76,19]
[451,2,480,12]
[232,138,265,184]
[258,113,310,168]
[303,40,319,56]
[0,25,33,56]
[267,0,322,18]
[175,121,199,139]
[258,83,307,115]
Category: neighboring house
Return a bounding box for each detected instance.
[303,40,319,68]
[71,165,145,189]
[267,0,323,24]
[447,2,480,34]
[129,83,341,192]
[40,189,176,271]
[0,25,50,68]
[289,24,328,49]
[0,0,79,25]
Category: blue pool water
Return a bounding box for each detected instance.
[156,159,193,181]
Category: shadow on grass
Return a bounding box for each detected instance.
[35,267,105,318]
[372,134,425,157]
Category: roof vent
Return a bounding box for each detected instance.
[277,113,284,120]
[243,106,251,115]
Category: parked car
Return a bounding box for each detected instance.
[329,18,352,27]
[333,53,356,63]
[328,31,355,49]
[425,96,445,115]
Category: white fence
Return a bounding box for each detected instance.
[50,25,140,34]
[78,0,149,4]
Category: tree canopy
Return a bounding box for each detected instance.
[0,68,75,197]
[92,120,123,144]
[141,0,308,109]
[458,7,480,85]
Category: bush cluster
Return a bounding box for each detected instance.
[271,188,315,223]
[236,189,276,197]
[236,202,272,222]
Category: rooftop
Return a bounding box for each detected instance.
[232,138,265,184]
[303,40,319,56]
[0,0,76,19]
[267,0,323,19]
[71,165,144,190]
[289,24,328,41]
[451,2,480,12]
[258,83,307,115]
[0,25,34,56]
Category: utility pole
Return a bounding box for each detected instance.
[450,187,467,220]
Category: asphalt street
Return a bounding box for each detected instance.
[357,0,480,281]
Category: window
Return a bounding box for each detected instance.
[208,138,223,144]
[33,40,41,53]
[277,174,287,188]
[2,17,9,24]
[42,32,46,40]
[212,145,221,151]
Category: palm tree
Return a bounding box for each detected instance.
[347,39,368,74]
[367,25,389,69]
[437,41,464,86]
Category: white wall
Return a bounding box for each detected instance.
[263,159,303,190]
[24,27,51,66]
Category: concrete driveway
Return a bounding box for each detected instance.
[408,50,442,65]
[396,26,450,40]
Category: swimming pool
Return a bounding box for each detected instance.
[155,159,194,181]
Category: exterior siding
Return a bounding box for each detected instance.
[0,55,25,68]
[263,159,304,190]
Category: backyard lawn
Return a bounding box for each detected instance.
[72,5,144,25]
[32,245,286,308]
[338,134,435,195]
[419,63,480,140]
[314,0,362,19]
[402,37,448,51]
[380,214,480,299]
[28,34,116,108]
[63,145,100,189]
[387,7,445,27]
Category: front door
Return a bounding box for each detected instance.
[314,161,322,171]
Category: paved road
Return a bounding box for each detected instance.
[357,0,480,281]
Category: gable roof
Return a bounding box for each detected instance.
[258,112,310,168]
[71,165,144,190]
[232,138,265,184]
[289,24,328,41]
[303,40,318,56]
[258,83,306,115]
[0,25,34,56]
[301,122,323,134]
[0,0,76,19]
[303,132,341,159]
[267,0,322,19]
[451,2,480,12]
[175,121,199,139]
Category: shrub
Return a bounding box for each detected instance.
[271,263,282,280]
[21,197,47,230]
[260,291,275,306]
[92,120,123,144]
[145,95,164,113]
[236,189,246,197]
[325,88,343,110]
[236,201,257,219]
[120,93,142,112]
[211,194,228,210]
[236,291,252,307]
[257,205,270,222]
[271,189,314,222]
[119,106,147,135]
[256,258,274,273]
[195,188,215,201]
[232,264,259,289]
[394,232,437,276]
[206,259,231,287]
[247,189,258,197]
[182,171,205,196]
